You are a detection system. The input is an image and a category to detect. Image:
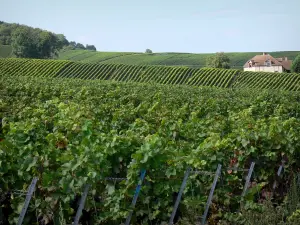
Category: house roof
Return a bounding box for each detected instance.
[281,60,293,71]
[244,54,293,70]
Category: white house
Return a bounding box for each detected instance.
[243,53,292,73]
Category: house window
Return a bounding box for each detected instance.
[265,60,271,67]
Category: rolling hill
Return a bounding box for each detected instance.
[1,44,299,69]
[58,49,300,69]
[1,58,300,91]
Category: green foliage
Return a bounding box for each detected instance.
[60,45,76,52]
[11,26,38,58]
[0,23,14,45]
[0,45,12,58]
[186,67,238,88]
[69,41,76,48]
[221,174,300,225]
[1,20,299,67]
[288,209,300,224]
[2,58,300,91]
[2,73,300,223]
[241,200,286,225]
[75,43,85,50]
[58,50,134,63]
[38,31,60,58]
[55,49,300,69]
[55,34,69,50]
[206,52,231,69]
[233,71,300,91]
[145,49,153,54]
[86,44,96,51]
[0,58,238,88]
[0,21,96,59]
[11,27,61,59]
[291,54,300,73]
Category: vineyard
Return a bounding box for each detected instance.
[1,58,300,91]
[1,45,299,68]
[2,71,300,224]
[58,50,136,63]
[0,58,239,88]
[232,71,300,91]
[57,49,300,69]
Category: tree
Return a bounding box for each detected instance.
[86,44,96,51]
[56,34,69,50]
[145,49,153,54]
[291,54,300,73]
[1,21,98,57]
[206,52,231,69]
[0,24,13,45]
[75,43,85,50]
[11,26,39,58]
[69,41,76,48]
[11,27,59,59]
[37,31,59,58]
[61,45,75,52]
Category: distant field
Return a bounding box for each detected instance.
[2,58,300,91]
[57,50,300,69]
[0,45,12,57]
[58,50,137,63]
[1,45,299,69]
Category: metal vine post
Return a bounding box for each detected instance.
[17,177,38,225]
[201,164,222,225]
[125,169,147,225]
[168,167,191,225]
[241,162,255,197]
[73,184,90,225]
[273,160,285,190]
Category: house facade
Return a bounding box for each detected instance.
[244,53,292,73]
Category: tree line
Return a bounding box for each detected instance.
[0,21,96,59]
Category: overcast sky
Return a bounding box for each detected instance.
[1,0,299,53]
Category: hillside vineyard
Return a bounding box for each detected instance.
[2,72,300,223]
[1,58,300,90]
[1,45,300,68]
[57,49,300,69]
[2,18,300,224]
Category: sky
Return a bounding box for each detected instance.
[1,0,299,53]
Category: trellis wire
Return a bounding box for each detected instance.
[104,177,127,181]
[17,177,38,225]
[11,161,277,224]
[226,167,249,172]
[191,170,215,176]
[169,163,256,224]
